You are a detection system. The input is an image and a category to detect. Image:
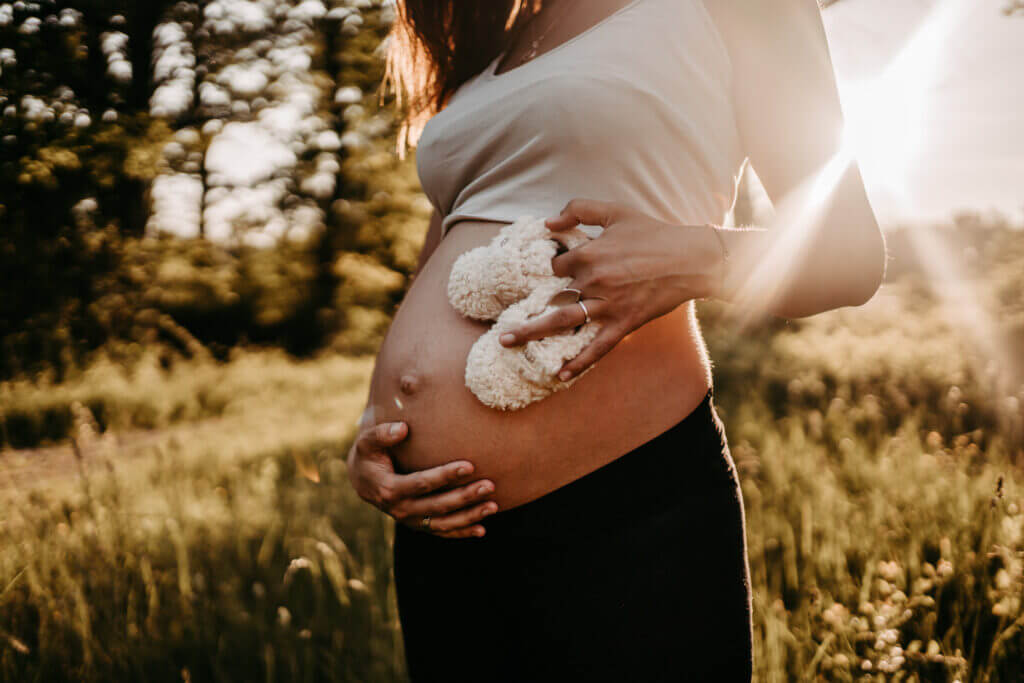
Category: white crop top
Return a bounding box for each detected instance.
[415,0,747,239]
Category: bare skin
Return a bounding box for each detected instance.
[346,0,886,538]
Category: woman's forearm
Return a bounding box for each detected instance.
[710,223,885,319]
[706,164,887,319]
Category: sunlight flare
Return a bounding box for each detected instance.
[837,0,970,212]
[729,0,1012,382]
[730,146,854,325]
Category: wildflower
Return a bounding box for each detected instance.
[822,602,848,627]
[878,560,901,582]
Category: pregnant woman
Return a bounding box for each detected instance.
[346,0,886,680]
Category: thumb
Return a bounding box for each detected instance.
[545,198,621,231]
[360,421,408,454]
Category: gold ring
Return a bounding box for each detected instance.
[578,300,591,324]
[421,515,432,530]
[562,287,583,302]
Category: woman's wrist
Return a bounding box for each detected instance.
[704,223,730,300]
[683,222,729,301]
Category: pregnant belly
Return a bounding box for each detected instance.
[366,219,714,511]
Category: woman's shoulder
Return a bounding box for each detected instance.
[698,0,829,83]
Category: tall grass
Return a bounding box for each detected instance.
[1,228,1023,681]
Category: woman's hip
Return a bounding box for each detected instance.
[392,390,753,681]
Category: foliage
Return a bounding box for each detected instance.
[0,0,410,381]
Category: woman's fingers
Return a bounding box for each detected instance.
[392,478,496,519]
[499,298,606,346]
[413,500,500,535]
[435,526,488,540]
[545,198,623,231]
[356,421,408,455]
[557,325,626,381]
[389,460,477,499]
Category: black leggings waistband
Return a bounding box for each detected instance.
[476,387,737,541]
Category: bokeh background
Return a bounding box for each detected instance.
[0,0,1021,681]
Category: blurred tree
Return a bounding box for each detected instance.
[0,1,405,378]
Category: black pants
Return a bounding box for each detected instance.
[393,389,753,682]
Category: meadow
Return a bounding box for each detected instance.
[2,0,1023,680]
[1,218,1022,682]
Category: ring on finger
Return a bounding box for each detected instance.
[577,300,592,324]
[562,287,583,302]
[420,515,432,530]
[549,287,583,307]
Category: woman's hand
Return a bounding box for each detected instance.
[498,198,724,380]
[347,421,499,539]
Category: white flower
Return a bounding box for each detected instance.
[108,59,133,84]
[334,85,362,105]
[18,16,40,34]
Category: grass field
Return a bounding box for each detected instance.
[1,223,1023,682]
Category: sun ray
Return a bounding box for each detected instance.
[728,0,1016,389]
[729,147,854,327]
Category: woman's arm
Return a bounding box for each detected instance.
[498,0,887,377]
[705,0,886,317]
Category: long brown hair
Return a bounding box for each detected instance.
[382,1,543,158]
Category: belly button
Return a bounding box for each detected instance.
[399,374,420,396]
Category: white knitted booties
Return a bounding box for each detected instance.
[447,215,601,411]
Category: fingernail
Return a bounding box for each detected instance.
[456,465,470,476]
[558,370,572,381]
[474,527,486,537]
[477,483,493,495]
[390,422,403,436]
[485,504,499,514]
[500,333,515,345]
